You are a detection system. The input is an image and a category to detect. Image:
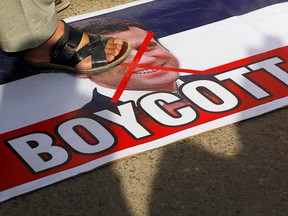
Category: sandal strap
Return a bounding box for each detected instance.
[50,21,109,68]
[70,35,109,68]
[90,35,109,68]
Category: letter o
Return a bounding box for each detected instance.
[58,118,115,154]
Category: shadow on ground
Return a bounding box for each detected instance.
[149,109,288,216]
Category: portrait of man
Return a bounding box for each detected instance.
[72,18,206,113]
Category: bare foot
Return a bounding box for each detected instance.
[24,20,124,70]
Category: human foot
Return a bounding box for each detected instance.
[24,21,131,75]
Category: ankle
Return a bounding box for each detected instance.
[24,20,64,63]
[41,20,65,50]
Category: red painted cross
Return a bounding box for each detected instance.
[110,32,205,102]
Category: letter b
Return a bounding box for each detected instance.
[6,133,69,173]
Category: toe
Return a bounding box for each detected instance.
[106,54,116,62]
[105,38,124,62]
[113,38,124,46]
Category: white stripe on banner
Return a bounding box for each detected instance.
[160,2,288,71]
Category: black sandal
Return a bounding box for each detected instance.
[24,21,131,75]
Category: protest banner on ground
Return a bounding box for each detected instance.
[0,0,287,202]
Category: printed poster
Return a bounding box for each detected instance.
[0,0,288,202]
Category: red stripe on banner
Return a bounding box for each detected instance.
[111,32,155,103]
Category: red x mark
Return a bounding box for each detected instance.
[110,32,205,103]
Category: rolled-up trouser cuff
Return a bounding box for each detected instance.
[0,0,58,52]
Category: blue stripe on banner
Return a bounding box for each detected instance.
[90,0,288,38]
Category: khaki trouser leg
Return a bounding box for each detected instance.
[0,0,58,52]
